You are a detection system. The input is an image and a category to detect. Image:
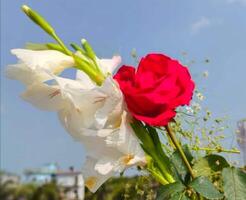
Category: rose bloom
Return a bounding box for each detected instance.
[114,53,195,126]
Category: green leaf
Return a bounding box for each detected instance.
[222,167,246,200]
[157,181,186,200]
[193,154,229,177]
[189,176,223,199]
[170,145,193,182]
[171,192,190,200]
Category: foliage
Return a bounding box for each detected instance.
[130,50,246,200]
[4,5,246,199]
[222,167,246,200]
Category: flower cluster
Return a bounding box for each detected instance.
[8,5,196,196]
[7,48,147,192]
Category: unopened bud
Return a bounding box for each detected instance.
[22,5,55,36]
[81,39,96,60]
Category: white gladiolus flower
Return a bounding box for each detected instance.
[7,49,146,192]
[7,49,74,85]
[54,77,146,192]
[82,111,146,192]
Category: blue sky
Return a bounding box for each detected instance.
[1,0,246,174]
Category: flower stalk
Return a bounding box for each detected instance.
[21,5,106,86]
[165,124,195,179]
[22,5,71,56]
[192,147,240,154]
[131,120,175,184]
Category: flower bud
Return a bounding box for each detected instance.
[22,5,55,36]
[46,43,67,54]
[70,43,86,55]
[25,43,49,50]
[81,39,96,60]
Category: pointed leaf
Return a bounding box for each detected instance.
[171,192,190,200]
[193,154,229,177]
[222,167,246,200]
[156,181,186,200]
[189,176,223,199]
[170,145,193,182]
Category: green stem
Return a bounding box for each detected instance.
[146,166,169,185]
[165,124,195,179]
[154,155,175,183]
[53,34,72,56]
[73,54,105,85]
[131,121,175,184]
[192,147,240,154]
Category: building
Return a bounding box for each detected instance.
[237,119,246,166]
[24,164,84,200]
[0,171,20,185]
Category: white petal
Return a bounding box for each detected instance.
[11,49,74,74]
[94,78,123,128]
[21,83,66,111]
[76,70,95,89]
[6,63,52,85]
[82,157,115,193]
[94,157,118,175]
[57,77,122,136]
[105,111,146,165]
[97,55,121,74]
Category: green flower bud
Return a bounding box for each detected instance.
[22,5,55,36]
[81,39,96,60]
[70,43,86,55]
[25,43,49,50]
[46,43,67,54]
[72,54,105,85]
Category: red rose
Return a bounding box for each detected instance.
[114,53,195,126]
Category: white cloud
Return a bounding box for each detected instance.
[190,17,211,35]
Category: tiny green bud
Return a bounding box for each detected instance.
[72,54,104,85]
[81,39,96,60]
[22,5,55,36]
[25,42,49,50]
[46,43,67,54]
[70,43,86,55]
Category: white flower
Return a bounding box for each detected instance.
[191,102,201,113]
[82,113,145,192]
[7,49,74,85]
[203,70,209,78]
[8,49,146,192]
[185,106,194,114]
[55,78,146,192]
[196,92,205,101]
